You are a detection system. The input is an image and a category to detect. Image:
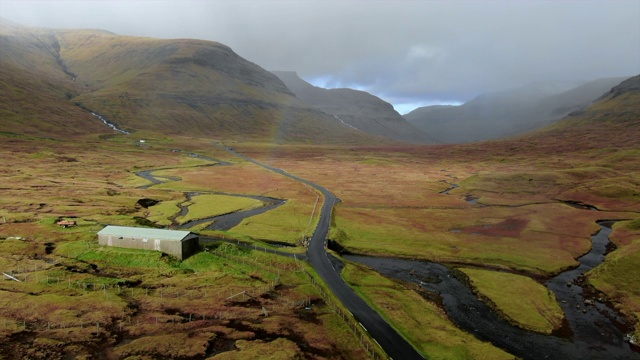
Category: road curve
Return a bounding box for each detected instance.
[212,142,424,360]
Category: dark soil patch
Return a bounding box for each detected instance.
[205,334,237,357]
[223,319,337,358]
[294,308,321,324]
[132,216,163,228]
[136,198,160,208]
[44,242,55,255]
[461,218,529,237]
[327,239,353,255]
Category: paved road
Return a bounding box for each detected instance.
[212,142,425,360]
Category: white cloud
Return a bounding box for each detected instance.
[2,0,638,110]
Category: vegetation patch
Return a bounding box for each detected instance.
[341,262,514,359]
[1,234,365,358]
[331,203,596,275]
[114,332,213,358]
[460,268,564,334]
[587,222,640,341]
[210,338,303,359]
[176,193,263,225]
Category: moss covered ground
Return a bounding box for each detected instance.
[460,268,564,334]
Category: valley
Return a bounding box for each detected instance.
[2,112,639,358]
[1,16,639,360]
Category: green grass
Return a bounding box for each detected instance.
[177,194,263,225]
[625,218,640,231]
[341,263,514,359]
[460,268,564,334]
[232,198,319,244]
[332,203,589,275]
[211,338,302,359]
[587,222,640,340]
[57,241,176,269]
[147,200,182,226]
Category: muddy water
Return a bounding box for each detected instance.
[345,221,639,360]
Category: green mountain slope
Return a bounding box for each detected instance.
[522,74,640,152]
[0,20,108,137]
[405,77,630,144]
[0,20,379,143]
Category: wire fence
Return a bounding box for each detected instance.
[303,270,387,360]
[2,247,387,359]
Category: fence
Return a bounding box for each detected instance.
[2,247,388,359]
[303,270,388,360]
[213,246,389,358]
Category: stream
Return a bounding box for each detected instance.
[177,193,286,231]
[346,180,639,360]
[135,152,285,232]
[346,221,638,359]
[132,155,639,358]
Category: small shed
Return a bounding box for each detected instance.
[97,226,199,260]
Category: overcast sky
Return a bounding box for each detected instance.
[2,0,639,114]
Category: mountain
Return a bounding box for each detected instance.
[0,20,111,137]
[404,77,630,144]
[0,19,380,143]
[272,71,435,143]
[523,74,640,152]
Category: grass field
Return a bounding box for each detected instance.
[0,238,367,359]
[460,268,564,334]
[1,117,639,357]
[0,135,364,358]
[3,23,639,358]
[175,193,264,225]
[341,262,513,359]
[228,139,640,344]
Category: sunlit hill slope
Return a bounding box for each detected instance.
[0,20,377,143]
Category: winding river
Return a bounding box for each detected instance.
[135,158,286,233]
[177,192,286,231]
[134,148,639,359]
[346,220,639,359]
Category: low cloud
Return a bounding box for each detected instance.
[2,0,638,111]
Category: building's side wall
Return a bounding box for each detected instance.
[159,239,184,259]
[182,236,200,260]
[98,234,186,259]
